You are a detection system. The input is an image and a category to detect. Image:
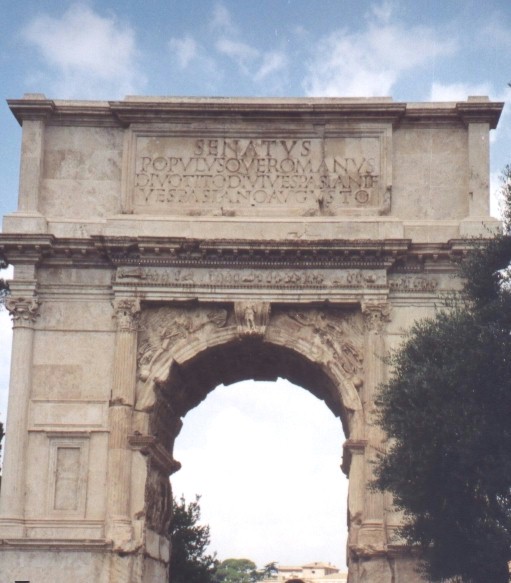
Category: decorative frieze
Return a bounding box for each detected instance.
[115,265,387,291]
[389,275,438,293]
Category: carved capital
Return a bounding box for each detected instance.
[5,296,40,327]
[113,298,141,332]
[234,301,271,337]
[361,301,391,332]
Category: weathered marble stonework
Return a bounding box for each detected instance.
[0,95,503,583]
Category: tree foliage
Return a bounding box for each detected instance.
[373,167,511,583]
[168,495,218,583]
[167,494,275,583]
[214,558,261,583]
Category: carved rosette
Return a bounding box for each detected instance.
[361,300,391,333]
[5,296,40,327]
[113,298,141,333]
[234,301,271,337]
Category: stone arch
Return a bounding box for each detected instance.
[134,303,365,441]
[131,302,368,571]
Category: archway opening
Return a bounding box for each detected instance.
[162,336,351,570]
[172,379,348,568]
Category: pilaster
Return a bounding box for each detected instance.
[358,300,391,551]
[467,122,491,218]
[105,298,141,548]
[0,295,40,537]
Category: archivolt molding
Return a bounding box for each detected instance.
[135,302,367,439]
[136,306,229,410]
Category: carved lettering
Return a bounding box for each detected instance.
[132,136,383,215]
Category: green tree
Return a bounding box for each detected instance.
[214,558,262,583]
[168,495,218,583]
[373,166,511,583]
[259,562,278,580]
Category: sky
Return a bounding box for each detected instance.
[0,0,511,570]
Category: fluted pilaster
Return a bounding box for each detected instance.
[106,298,140,546]
[359,300,391,546]
[0,297,40,535]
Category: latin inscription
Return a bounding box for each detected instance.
[132,136,383,215]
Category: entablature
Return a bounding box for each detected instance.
[0,234,470,271]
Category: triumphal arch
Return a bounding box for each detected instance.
[0,95,503,582]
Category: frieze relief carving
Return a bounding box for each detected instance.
[136,304,366,422]
[389,275,438,292]
[144,464,172,535]
[276,308,365,384]
[234,301,271,336]
[116,265,386,290]
[136,306,228,410]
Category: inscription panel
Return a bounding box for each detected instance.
[126,130,390,216]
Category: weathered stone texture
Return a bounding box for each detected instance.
[0,95,502,583]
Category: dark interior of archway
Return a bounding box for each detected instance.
[161,337,347,432]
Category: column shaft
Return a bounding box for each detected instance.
[106,299,140,545]
[0,298,39,534]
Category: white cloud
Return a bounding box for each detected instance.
[366,0,394,24]
[216,37,260,71]
[168,3,289,92]
[22,4,144,98]
[430,82,492,101]
[480,19,511,52]
[490,171,502,219]
[169,34,199,69]
[303,7,457,97]
[254,51,288,81]
[211,2,236,33]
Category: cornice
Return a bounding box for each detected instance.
[7,96,504,129]
[0,234,473,271]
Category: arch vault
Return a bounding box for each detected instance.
[0,95,503,582]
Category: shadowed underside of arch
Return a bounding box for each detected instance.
[167,337,345,422]
[135,304,367,457]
